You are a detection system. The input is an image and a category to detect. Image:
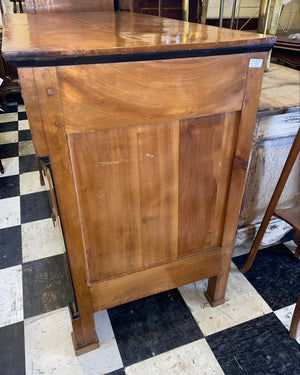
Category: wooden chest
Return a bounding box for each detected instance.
[2,11,275,354]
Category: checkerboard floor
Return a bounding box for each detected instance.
[0,95,299,375]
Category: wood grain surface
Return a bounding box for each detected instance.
[24,0,113,14]
[2,12,276,61]
[90,248,221,311]
[32,67,98,350]
[206,52,268,305]
[59,55,247,133]
[178,113,239,256]
[17,68,48,157]
[68,111,240,283]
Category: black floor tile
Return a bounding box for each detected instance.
[0,226,22,269]
[207,313,300,375]
[0,121,18,132]
[19,154,39,174]
[18,112,27,121]
[23,254,75,319]
[7,92,24,105]
[280,229,296,243]
[18,129,32,142]
[0,321,25,375]
[233,243,300,310]
[108,289,203,367]
[20,191,52,224]
[107,369,126,375]
[0,142,18,158]
[0,175,19,199]
[2,104,18,113]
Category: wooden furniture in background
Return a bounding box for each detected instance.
[24,0,114,13]
[240,127,300,273]
[133,0,199,23]
[272,30,300,69]
[2,11,275,355]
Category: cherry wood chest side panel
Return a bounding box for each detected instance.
[58,55,248,134]
[68,121,179,281]
[68,128,143,283]
[178,112,239,256]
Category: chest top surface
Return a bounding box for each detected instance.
[2,11,275,66]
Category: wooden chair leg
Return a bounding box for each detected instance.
[240,128,300,273]
[290,294,300,339]
[293,231,300,258]
[0,159,4,174]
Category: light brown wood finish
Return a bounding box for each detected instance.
[2,12,275,61]
[3,11,274,354]
[32,67,98,353]
[206,52,267,305]
[90,248,221,311]
[17,68,48,157]
[178,113,239,256]
[274,207,300,232]
[137,122,179,266]
[24,0,113,13]
[68,127,143,282]
[290,294,300,339]
[58,56,247,133]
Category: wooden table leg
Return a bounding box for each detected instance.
[290,294,300,339]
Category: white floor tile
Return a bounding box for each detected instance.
[0,157,19,177]
[232,241,281,258]
[179,262,272,336]
[19,140,35,156]
[22,218,65,263]
[24,307,123,375]
[283,240,298,255]
[18,105,26,112]
[0,196,20,229]
[20,171,48,195]
[18,119,30,130]
[275,304,300,345]
[0,112,18,123]
[0,265,23,328]
[126,339,225,375]
[0,131,18,145]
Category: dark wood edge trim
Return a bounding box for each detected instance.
[6,44,274,67]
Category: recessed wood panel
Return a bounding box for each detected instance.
[178,113,238,256]
[68,128,143,283]
[58,55,248,134]
[68,121,180,281]
[137,122,179,266]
